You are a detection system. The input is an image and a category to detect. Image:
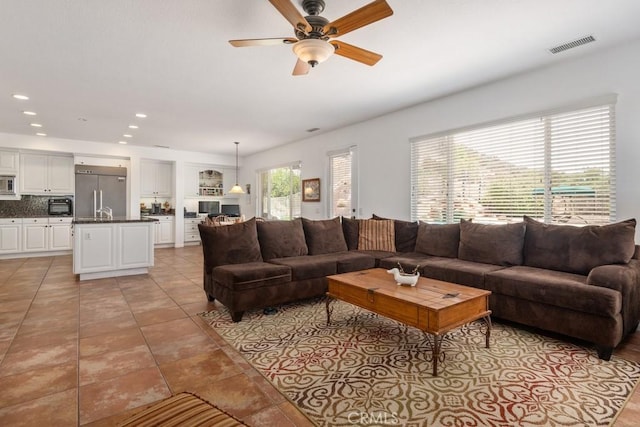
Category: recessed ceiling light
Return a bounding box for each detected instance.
[118,141,128,145]
[23,111,37,116]
[128,125,139,129]
[123,134,132,138]
[12,94,29,100]
[30,123,42,127]
[135,113,147,118]
[36,133,47,137]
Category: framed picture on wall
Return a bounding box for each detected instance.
[302,178,320,202]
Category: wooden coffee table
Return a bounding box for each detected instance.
[326,268,491,376]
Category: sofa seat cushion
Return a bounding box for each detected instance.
[485,266,621,317]
[269,255,338,281]
[352,249,396,266]
[333,252,376,273]
[379,252,437,272]
[213,262,291,291]
[422,258,505,289]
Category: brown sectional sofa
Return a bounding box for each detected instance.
[198,215,640,360]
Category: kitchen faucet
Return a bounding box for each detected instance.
[96,206,113,220]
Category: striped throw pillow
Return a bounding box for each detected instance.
[358,219,396,251]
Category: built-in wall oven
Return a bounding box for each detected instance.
[0,175,16,195]
[48,198,73,215]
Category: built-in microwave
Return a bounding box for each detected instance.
[0,175,16,195]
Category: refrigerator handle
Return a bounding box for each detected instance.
[99,190,103,211]
[93,190,97,218]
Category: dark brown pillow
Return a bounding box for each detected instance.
[302,217,348,255]
[372,214,418,252]
[341,216,359,250]
[358,219,396,251]
[523,216,636,274]
[415,222,460,258]
[257,218,308,260]
[198,218,262,270]
[458,220,526,266]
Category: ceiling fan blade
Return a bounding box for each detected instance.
[229,37,297,47]
[330,40,382,66]
[269,0,312,33]
[324,0,393,37]
[292,58,311,76]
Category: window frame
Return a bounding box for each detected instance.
[328,146,358,218]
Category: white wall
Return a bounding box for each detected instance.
[241,39,640,238]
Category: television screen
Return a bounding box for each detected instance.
[198,201,220,214]
[221,204,240,217]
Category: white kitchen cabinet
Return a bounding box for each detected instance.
[183,165,201,198]
[151,216,174,245]
[22,218,49,252]
[21,217,72,252]
[0,218,22,253]
[184,218,202,242]
[141,160,172,197]
[19,153,74,195]
[73,220,155,280]
[48,217,73,250]
[0,150,19,174]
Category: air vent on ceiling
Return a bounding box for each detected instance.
[306,127,320,133]
[153,144,170,149]
[548,35,596,54]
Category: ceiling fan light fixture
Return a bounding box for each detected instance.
[292,39,334,67]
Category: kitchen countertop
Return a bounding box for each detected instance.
[0,214,75,218]
[73,217,158,224]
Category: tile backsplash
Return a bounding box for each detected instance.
[0,195,73,217]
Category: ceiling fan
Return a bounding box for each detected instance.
[229,0,393,76]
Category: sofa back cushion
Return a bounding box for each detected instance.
[415,222,460,258]
[257,218,308,260]
[302,217,348,255]
[372,214,418,252]
[341,217,359,250]
[458,220,526,266]
[358,219,396,252]
[523,216,636,274]
[198,218,262,271]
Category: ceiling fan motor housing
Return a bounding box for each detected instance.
[301,0,325,16]
[295,15,329,40]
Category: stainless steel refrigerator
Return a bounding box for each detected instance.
[74,165,127,218]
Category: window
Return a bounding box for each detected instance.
[411,102,615,225]
[258,163,301,220]
[329,146,357,218]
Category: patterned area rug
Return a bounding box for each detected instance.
[199,298,640,426]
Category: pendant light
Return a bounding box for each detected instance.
[228,141,245,194]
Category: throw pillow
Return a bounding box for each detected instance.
[415,222,461,258]
[198,218,262,270]
[257,218,308,260]
[523,216,636,275]
[302,217,348,255]
[372,214,418,252]
[341,216,359,250]
[458,219,526,266]
[358,219,396,252]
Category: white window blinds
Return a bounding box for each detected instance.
[411,103,615,225]
[329,147,355,218]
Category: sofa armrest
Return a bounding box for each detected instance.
[587,260,640,336]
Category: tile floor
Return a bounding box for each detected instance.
[0,245,638,426]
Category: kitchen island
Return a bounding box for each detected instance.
[73,217,157,281]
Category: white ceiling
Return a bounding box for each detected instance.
[1,0,640,156]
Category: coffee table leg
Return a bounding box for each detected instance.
[325,297,334,326]
[483,316,492,348]
[431,334,443,377]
